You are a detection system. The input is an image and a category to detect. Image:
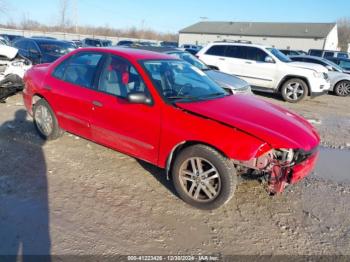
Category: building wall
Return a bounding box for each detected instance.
[179,33,328,51]
[324,25,339,50]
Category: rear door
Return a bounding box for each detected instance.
[236,46,277,89]
[89,54,161,163]
[45,51,105,139]
[199,45,228,70]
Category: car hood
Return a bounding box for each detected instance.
[289,62,328,73]
[176,95,320,151]
[205,70,250,92]
[0,45,18,60]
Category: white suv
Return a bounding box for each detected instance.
[197,42,331,102]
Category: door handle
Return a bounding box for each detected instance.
[92,101,103,107]
[219,58,226,61]
[245,61,253,64]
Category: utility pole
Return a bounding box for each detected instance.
[73,0,78,33]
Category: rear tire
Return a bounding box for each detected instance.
[334,81,350,96]
[281,78,308,103]
[172,145,237,210]
[33,99,63,140]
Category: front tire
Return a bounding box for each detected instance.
[33,99,63,140]
[172,145,237,210]
[334,81,350,96]
[281,78,308,103]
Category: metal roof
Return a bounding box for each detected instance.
[179,22,336,39]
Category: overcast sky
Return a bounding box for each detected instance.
[1,0,349,33]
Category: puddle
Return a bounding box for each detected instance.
[313,147,350,183]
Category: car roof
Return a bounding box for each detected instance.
[289,55,326,61]
[75,47,178,61]
[131,46,181,53]
[30,38,72,45]
[209,41,271,49]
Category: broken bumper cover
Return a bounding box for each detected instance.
[269,149,319,194]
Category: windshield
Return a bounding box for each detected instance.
[142,60,227,102]
[38,42,75,56]
[267,48,292,63]
[167,51,209,71]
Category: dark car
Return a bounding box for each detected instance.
[117,40,134,46]
[102,40,113,47]
[82,38,104,47]
[279,49,306,56]
[13,38,76,64]
[31,36,57,40]
[309,49,349,59]
[160,41,178,48]
[327,57,350,74]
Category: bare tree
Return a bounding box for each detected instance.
[337,18,350,51]
[58,0,70,28]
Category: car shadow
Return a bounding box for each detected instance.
[0,109,51,262]
[252,90,285,101]
[136,160,179,198]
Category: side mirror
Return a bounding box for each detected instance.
[127,92,152,105]
[265,56,275,63]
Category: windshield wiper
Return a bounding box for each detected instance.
[167,95,197,102]
[198,92,227,100]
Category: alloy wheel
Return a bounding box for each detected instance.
[34,105,54,136]
[285,82,305,101]
[336,81,350,96]
[179,157,221,202]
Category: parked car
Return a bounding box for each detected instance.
[0,45,32,101]
[82,38,103,47]
[31,36,57,40]
[117,40,134,47]
[23,47,320,209]
[0,34,23,44]
[180,44,202,51]
[197,42,330,103]
[308,49,349,59]
[13,38,76,64]
[160,41,178,48]
[327,57,350,74]
[72,40,83,48]
[102,40,113,47]
[133,46,252,94]
[279,49,307,56]
[184,48,199,55]
[289,55,350,96]
[0,36,10,46]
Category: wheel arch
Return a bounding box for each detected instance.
[165,140,229,180]
[277,75,311,96]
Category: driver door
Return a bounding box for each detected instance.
[90,55,161,163]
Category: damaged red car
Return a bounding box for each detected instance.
[23,48,320,210]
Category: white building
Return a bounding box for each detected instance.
[179,22,338,51]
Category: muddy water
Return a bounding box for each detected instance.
[314,147,350,183]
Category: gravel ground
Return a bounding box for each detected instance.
[0,93,350,258]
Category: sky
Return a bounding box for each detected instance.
[1,0,350,33]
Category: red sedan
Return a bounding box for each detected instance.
[23,48,320,210]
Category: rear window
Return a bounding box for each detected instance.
[337,53,349,59]
[205,45,226,56]
[324,51,334,58]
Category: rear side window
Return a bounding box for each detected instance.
[205,45,226,56]
[225,46,246,59]
[57,52,104,88]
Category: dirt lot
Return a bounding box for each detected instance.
[0,93,350,257]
